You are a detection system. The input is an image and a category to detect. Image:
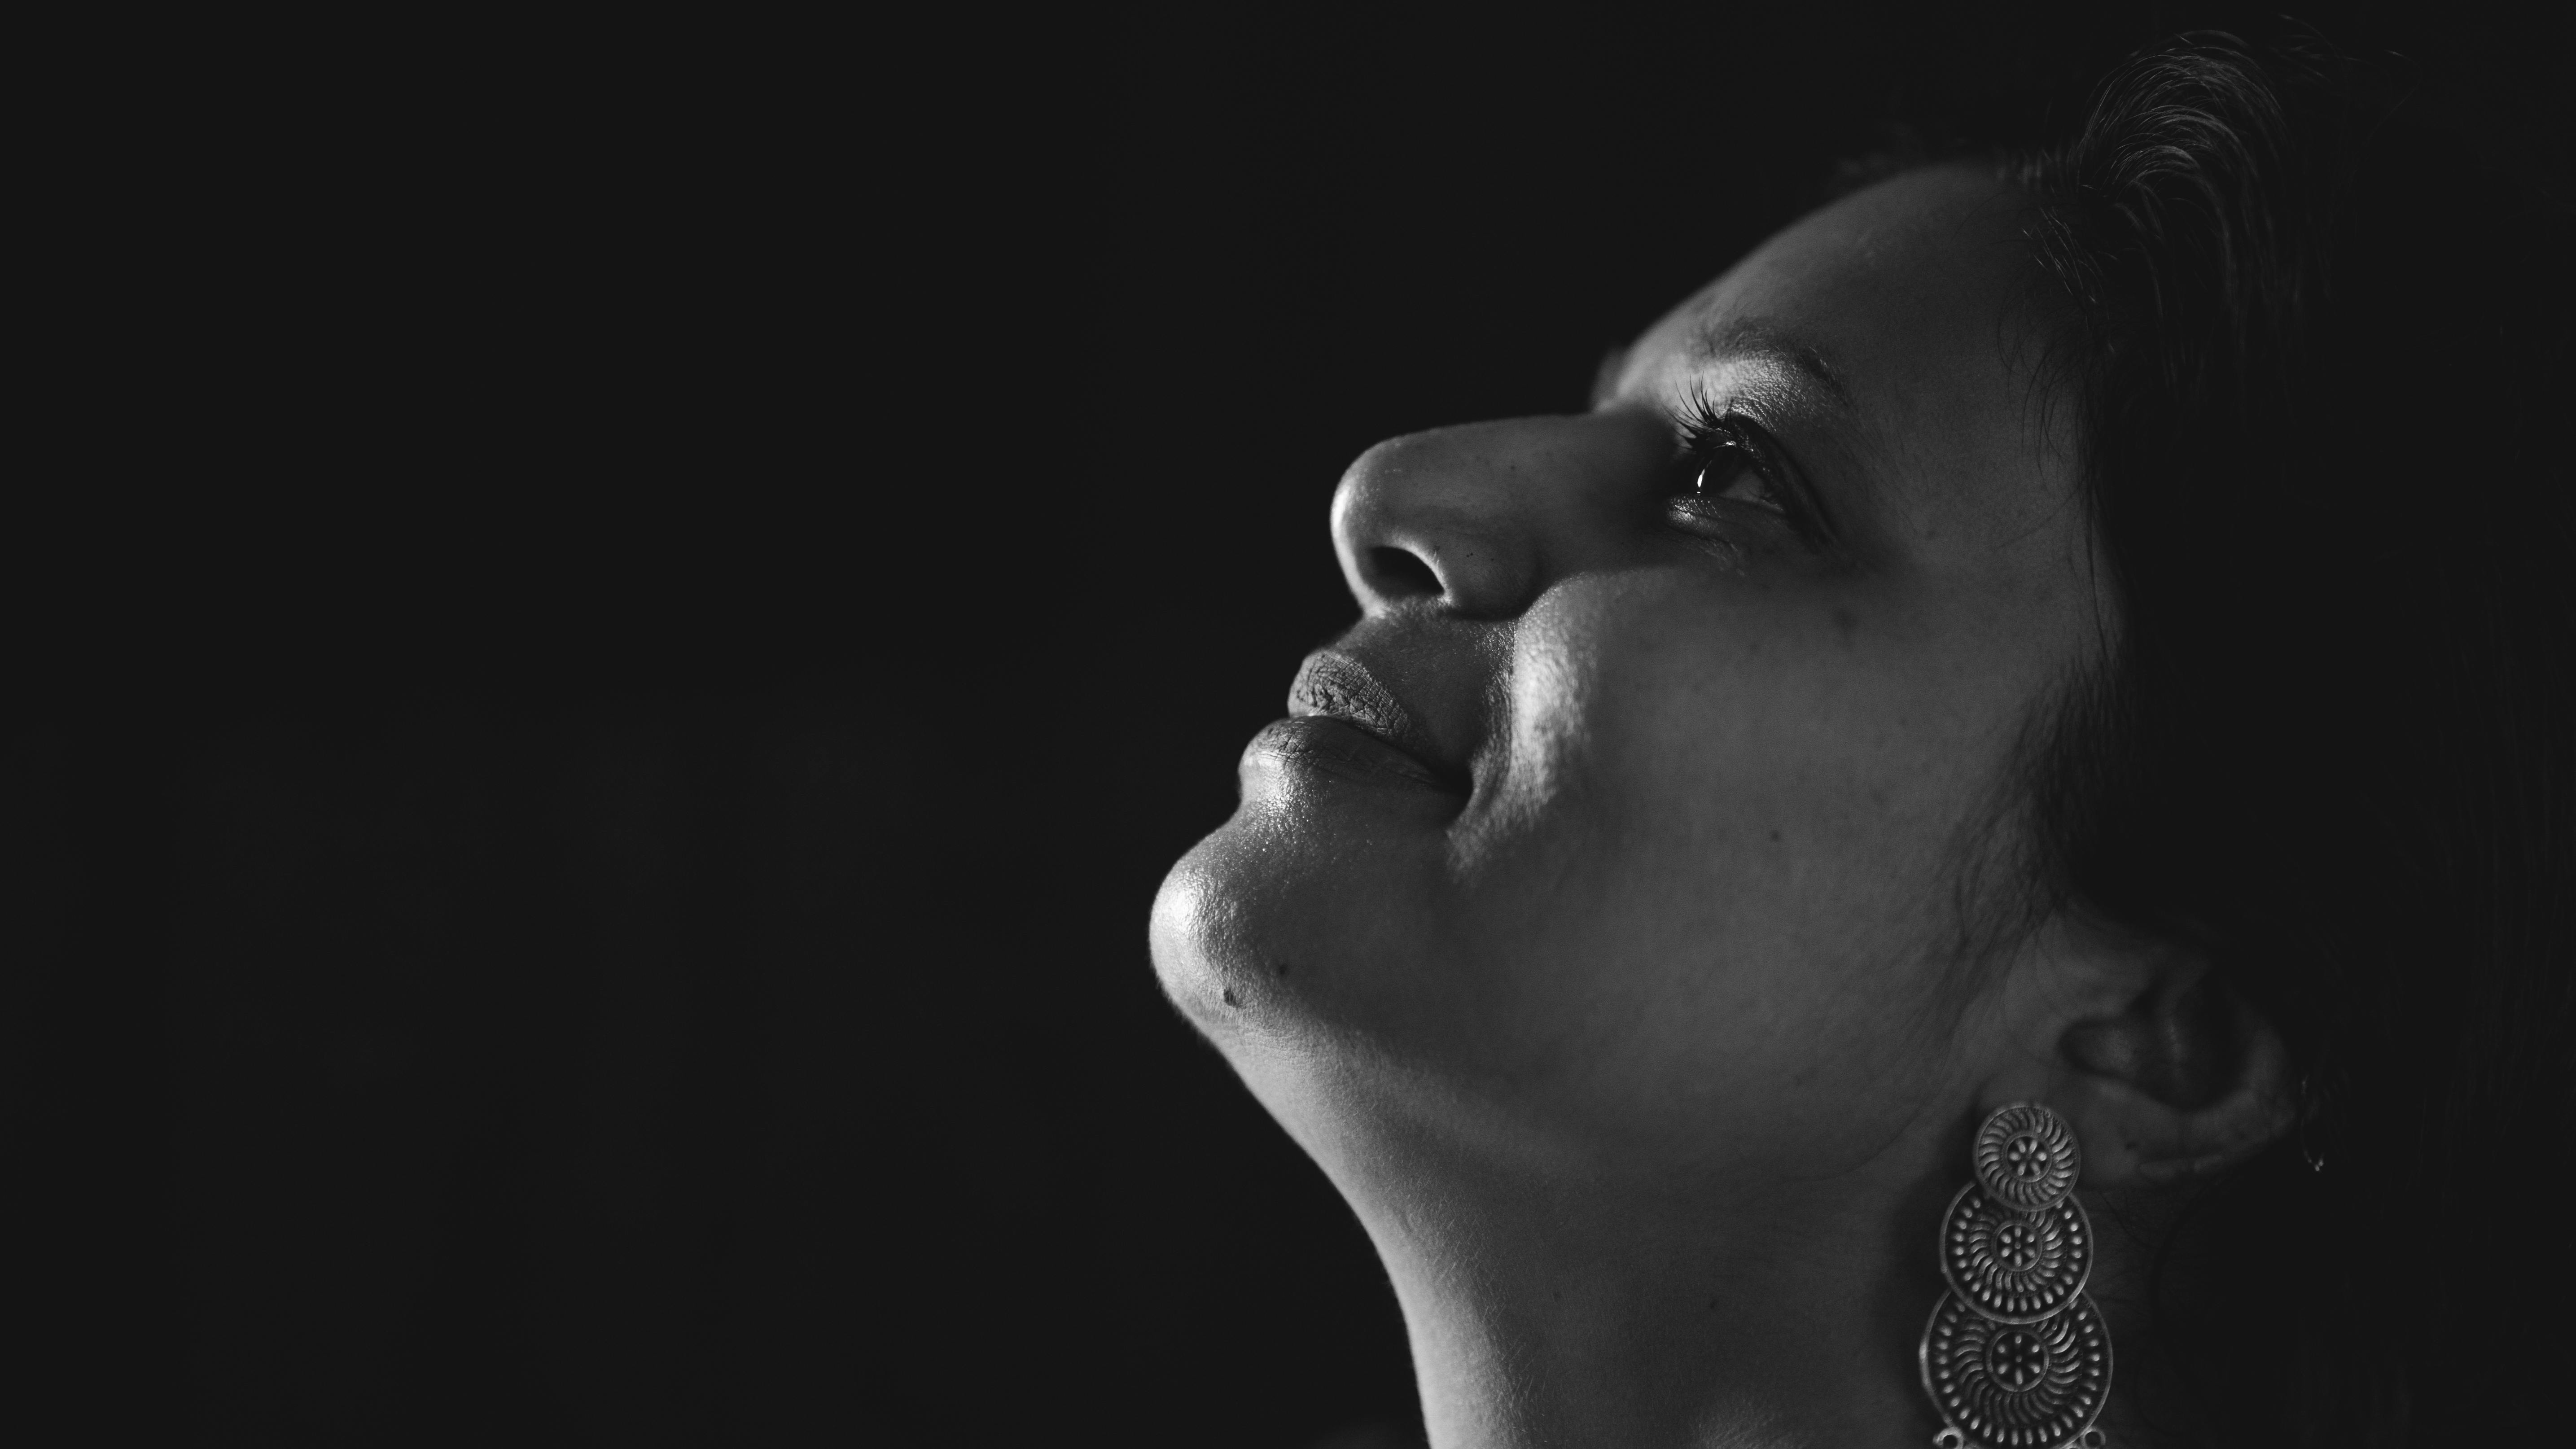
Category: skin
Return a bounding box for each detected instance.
[1150,166,2291,1449]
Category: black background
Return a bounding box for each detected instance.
[18,5,2558,1445]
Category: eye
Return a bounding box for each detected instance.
[1682,431,1788,516]
[1665,407,1814,548]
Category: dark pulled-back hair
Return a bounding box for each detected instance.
[2006,29,2572,1445]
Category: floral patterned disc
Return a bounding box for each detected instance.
[1974,1103,2081,1212]
[1939,1185,2094,1325]
[1919,1291,2111,1449]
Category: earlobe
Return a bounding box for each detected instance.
[2046,963,2297,1188]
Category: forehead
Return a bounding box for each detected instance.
[1618,166,2077,544]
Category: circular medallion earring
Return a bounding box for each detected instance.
[1918,1103,2112,1449]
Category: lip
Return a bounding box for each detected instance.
[1276,650,1470,794]
[1245,716,1459,793]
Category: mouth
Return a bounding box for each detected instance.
[1265,650,1471,795]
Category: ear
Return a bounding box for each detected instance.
[1986,936,2296,1189]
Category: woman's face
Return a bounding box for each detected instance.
[1152,166,2099,1204]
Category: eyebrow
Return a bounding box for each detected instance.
[1689,318,1857,413]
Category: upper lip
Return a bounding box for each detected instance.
[1286,649,1469,791]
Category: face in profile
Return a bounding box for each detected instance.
[1152,166,2099,1208]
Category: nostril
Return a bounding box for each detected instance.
[1368,546,1442,600]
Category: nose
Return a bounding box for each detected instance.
[1328,412,1658,619]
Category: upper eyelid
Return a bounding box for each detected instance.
[1667,392,1791,484]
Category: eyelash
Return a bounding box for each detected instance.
[1667,395,1822,547]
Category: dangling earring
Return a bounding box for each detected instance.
[1918,1102,2112,1449]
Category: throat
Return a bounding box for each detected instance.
[1356,1181,1940,1449]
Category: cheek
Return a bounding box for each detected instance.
[1490,575,1981,919]
[1446,577,2008,1101]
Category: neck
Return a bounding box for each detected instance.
[1344,1149,1960,1449]
[1345,1159,2187,1449]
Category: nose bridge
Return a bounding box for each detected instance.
[1330,414,1643,619]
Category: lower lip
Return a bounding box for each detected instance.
[1242,717,1463,796]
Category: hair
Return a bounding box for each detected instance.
[1998,29,2572,1445]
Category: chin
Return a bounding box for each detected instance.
[1149,805,1473,1197]
[1149,790,1456,1057]
[1152,710,1471,1019]
[1147,825,1252,1030]
[1150,805,1350,1042]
